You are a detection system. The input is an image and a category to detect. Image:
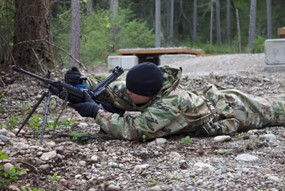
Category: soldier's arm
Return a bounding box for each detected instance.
[95,98,186,141]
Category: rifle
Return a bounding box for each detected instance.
[12,65,124,144]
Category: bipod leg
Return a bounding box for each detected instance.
[16,92,48,136]
[39,90,52,144]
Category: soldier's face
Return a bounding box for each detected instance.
[127,89,152,105]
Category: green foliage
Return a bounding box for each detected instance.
[27,114,43,135]
[21,101,33,116]
[0,150,8,160]
[251,36,265,53]
[7,114,20,130]
[22,188,41,191]
[0,0,14,63]
[0,150,27,189]
[116,19,155,48]
[0,101,4,114]
[27,114,75,135]
[50,171,61,181]
[80,9,112,66]
[180,136,192,147]
[141,134,147,142]
[51,5,72,65]
[62,118,75,130]
[52,7,155,66]
[71,131,96,143]
[235,133,243,140]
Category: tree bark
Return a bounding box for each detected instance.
[69,0,80,68]
[236,8,241,52]
[247,0,257,49]
[87,0,94,15]
[226,0,231,43]
[12,0,53,72]
[266,0,272,38]
[155,0,161,47]
[210,0,214,46]
[110,0,119,50]
[192,0,197,42]
[167,0,174,46]
[215,0,221,45]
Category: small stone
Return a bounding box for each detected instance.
[91,155,99,162]
[214,135,232,142]
[39,164,50,170]
[40,150,57,161]
[149,185,162,191]
[45,141,56,147]
[235,153,258,161]
[4,163,14,172]
[259,134,277,142]
[267,175,280,182]
[194,162,215,171]
[79,160,86,166]
[134,164,149,174]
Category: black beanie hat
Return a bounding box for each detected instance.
[126,62,163,96]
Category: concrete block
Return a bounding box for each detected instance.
[159,54,196,65]
[265,39,285,65]
[108,55,138,70]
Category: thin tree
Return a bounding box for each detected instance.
[167,0,174,46]
[216,0,221,45]
[266,0,272,38]
[210,0,214,46]
[87,0,94,15]
[155,0,161,47]
[226,0,231,43]
[247,0,257,49]
[110,0,119,50]
[236,8,241,52]
[192,0,198,42]
[69,0,80,68]
[12,0,53,72]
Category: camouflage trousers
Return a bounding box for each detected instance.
[199,85,285,136]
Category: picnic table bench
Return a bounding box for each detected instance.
[278,27,285,38]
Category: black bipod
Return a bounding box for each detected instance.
[16,87,65,144]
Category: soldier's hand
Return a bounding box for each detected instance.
[72,91,101,118]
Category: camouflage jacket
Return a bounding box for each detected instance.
[94,65,285,141]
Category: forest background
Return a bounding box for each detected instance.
[0,0,285,71]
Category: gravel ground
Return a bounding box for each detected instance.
[0,53,285,191]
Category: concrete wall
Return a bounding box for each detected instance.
[264,39,285,71]
[108,55,138,70]
[159,54,196,65]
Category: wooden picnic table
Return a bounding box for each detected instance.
[116,47,204,64]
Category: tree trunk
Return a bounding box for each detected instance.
[226,0,231,43]
[215,0,221,45]
[192,0,197,42]
[236,8,241,52]
[12,0,53,72]
[247,0,257,49]
[210,0,214,46]
[167,0,174,46]
[155,0,161,47]
[110,0,119,50]
[69,0,80,68]
[87,0,94,15]
[266,0,272,38]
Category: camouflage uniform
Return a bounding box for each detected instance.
[94,65,285,141]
